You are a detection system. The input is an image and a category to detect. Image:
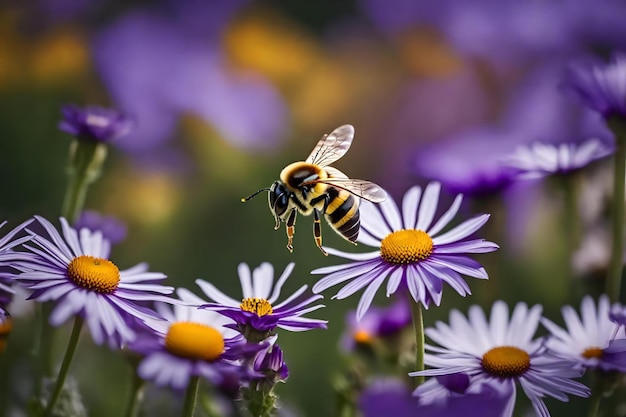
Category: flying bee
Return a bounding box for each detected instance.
[242,124,386,255]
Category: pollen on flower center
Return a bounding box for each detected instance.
[582,346,604,359]
[481,346,531,378]
[380,229,434,265]
[67,255,120,293]
[240,297,273,316]
[165,322,225,361]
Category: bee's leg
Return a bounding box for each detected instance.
[285,208,297,252]
[313,208,327,256]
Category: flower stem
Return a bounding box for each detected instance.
[606,118,626,302]
[43,316,84,417]
[563,173,581,298]
[123,369,145,417]
[181,376,200,417]
[61,139,108,223]
[411,301,425,387]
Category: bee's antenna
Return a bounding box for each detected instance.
[241,188,271,202]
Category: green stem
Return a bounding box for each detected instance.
[61,140,107,223]
[181,376,200,417]
[43,316,84,417]
[606,121,626,302]
[411,301,425,387]
[563,174,581,298]
[123,370,145,417]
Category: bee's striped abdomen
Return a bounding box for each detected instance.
[324,187,361,243]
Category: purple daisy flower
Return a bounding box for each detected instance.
[311,182,498,320]
[340,296,411,352]
[198,262,327,342]
[541,295,626,372]
[564,54,626,119]
[59,104,134,143]
[503,139,614,179]
[410,301,590,417]
[74,210,128,245]
[134,288,260,391]
[13,216,175,348]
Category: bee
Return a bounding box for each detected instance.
[242,124,386,255]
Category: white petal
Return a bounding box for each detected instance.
[416,182,440,231]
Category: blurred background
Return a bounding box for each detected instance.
[1,0,626,416]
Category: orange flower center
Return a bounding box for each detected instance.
[582,346,603,359]
[380,229,433,264]
[67,255,120,293]
[165,322,225,361]
[481,346,531,378]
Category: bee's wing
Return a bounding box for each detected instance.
[306,124,355,167]
[309,166,387,203]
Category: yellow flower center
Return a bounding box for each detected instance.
[582,346,604,359]
[165,322,225,361]
[481,346,531,378]
[353,329,372,344]
[380,229,434,264]
[67,255,120,293]
[240,298,273,316]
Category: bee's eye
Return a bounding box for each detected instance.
[269,182,289,216]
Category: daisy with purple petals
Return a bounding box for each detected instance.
[74,210,127,245]
[564,54,626,119]
[59,104,134,143]
[503,139,614,179]
[541,295,626,372]
[13,215,176,348]
[312,182,498,320]
[198,262,327,342]
[134,288,260,391]
[410,301,590,417]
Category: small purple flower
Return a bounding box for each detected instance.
[74,210,128,245]
[134,288,261,391]
[253,343,289,386]
[198,263,327,342]
[312,183,499,320]
[564,54,626,119]
[59,104,134,143]
[13,216,175,348]
[340,296,411,352]
[542,295,626,372]
[503,139,614,179]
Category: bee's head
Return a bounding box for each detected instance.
[268,181,290,218]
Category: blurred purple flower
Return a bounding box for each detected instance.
[59,104,134,143]
[340,296,411,352]
[360,0,626,63]
[75,210,127,245]
[93,10,287,154]
[504,139,614,180]
[360,377,514,417]
[564,54,626,119]
[413,128,522,196]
